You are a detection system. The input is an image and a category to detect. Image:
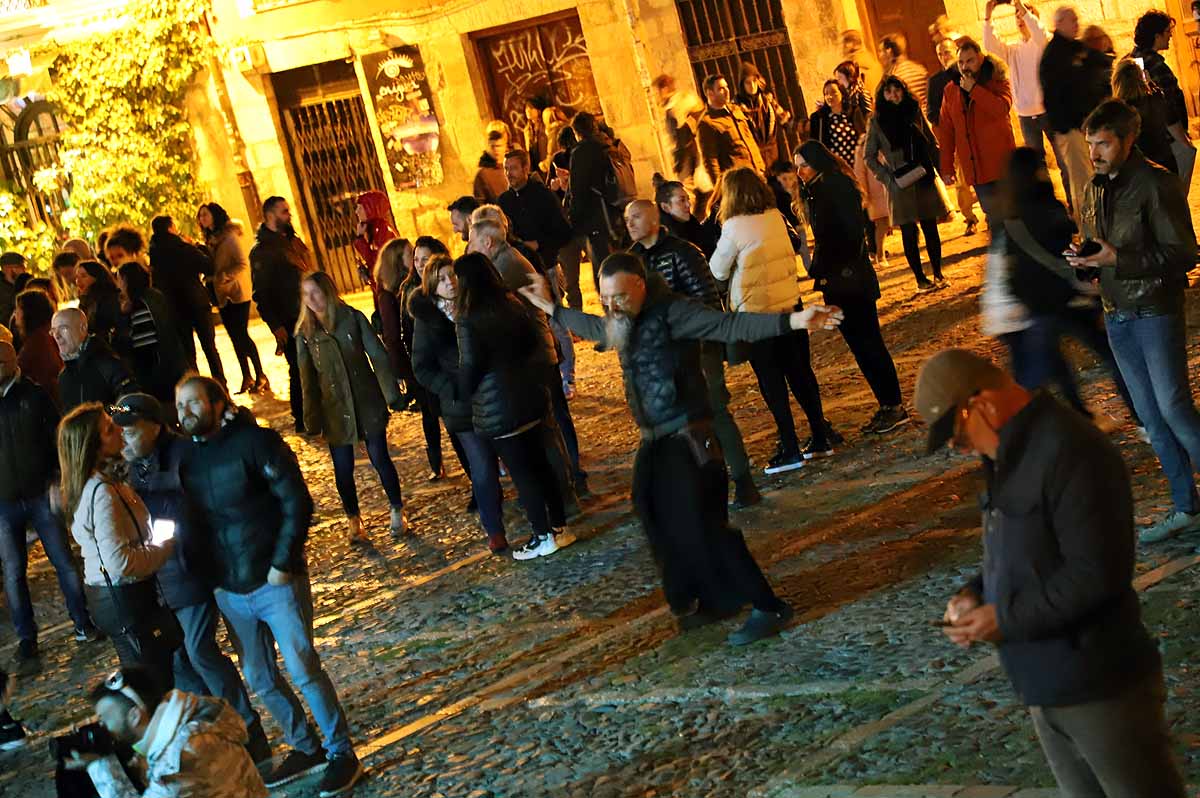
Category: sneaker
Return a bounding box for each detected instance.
[863,406,911,435]
[730,474,762,510]
[1138,511,1200,545]
[728,604,795,646]
[487,531,509,554]
[824,423,845,447]
[428,467,446,482]
[389,506,410,539]
[964,220,978,236]
[564,384,577,401]
[551,527,576,549]
[916,280,937,293]
[73,624,103,643]
[317,753,363,797]
[0,720,26,751]
[763,447,804,475]
[1135,426,1151,443]
[801,439,834,460]
[12,640,39,677]
[511,534,561,561]
[264,749,327,788]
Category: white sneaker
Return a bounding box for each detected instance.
[512,534,561,561]
[552,528,576,549]
[1139,511,1200,545]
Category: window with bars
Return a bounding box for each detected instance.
[0,0,47,13]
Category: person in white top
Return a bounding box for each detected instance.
[983,0,1070,192]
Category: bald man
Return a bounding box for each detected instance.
[0,339,97,670]
[626,199,760,508]
[52,308,135,410]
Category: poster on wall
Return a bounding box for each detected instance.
[361,46,444,189]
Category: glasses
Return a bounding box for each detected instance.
[104,671,146,711]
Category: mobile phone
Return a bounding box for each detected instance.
[151,519,176,545]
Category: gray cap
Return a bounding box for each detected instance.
[914,349,1009,454]
[109,393,167,427]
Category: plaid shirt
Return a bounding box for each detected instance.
[1134,49,1188,128]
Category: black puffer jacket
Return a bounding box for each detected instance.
[147,231,215,324]
[457,294,551,439]
[1081,152,1196,315]
[0,377,59,502]
[249,225,313,335]
[179,407,313,594]
[59,336,137,411]
[630,230,720,308]
[409,292,472,433]
[126,430,209,610]
[663,213,719,260]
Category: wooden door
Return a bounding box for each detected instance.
[864,0,948,76]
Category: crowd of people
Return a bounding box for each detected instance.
[0,3,1197,796]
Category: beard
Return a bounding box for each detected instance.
[604,312,634,353]
[179,409,215,437]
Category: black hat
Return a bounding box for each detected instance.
[109,393,166,427]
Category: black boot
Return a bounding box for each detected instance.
[730,473,762,510]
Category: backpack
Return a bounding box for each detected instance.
[603,143,638,207]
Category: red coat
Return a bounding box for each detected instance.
[937,55,1016,187]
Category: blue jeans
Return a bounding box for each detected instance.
[1106,310,1200,513]
[215,579,353,758]
[453,430,504,535]
[172,599,262,735]
[0,494,91,642]
[328,431,403,517]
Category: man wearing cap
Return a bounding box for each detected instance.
[915,348,1184,797]
[113,394,271,766]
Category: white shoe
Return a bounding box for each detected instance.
[1139,511,1200,544]
[512,534,561,561]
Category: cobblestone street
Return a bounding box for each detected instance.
[4,220,1200,798]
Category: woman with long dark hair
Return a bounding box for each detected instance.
[74,261,122,343]
[60,404,176,685]
[710,167,836,473]
[410,254,508,553]
[454,252,572,561]
[198,203,267,395]
[865,76,950,291]
[795,140,909,435]
[296,271,407,543]
[404,236,456,480]
[115,262,189,407]
[809,79,866,167]
[834,60,874,118]
[374,237,417,411]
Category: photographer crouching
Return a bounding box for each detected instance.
[61,666,266,798]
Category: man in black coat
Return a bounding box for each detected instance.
[567,112,616,285]
[625,200,759,509]
[115,392,269,764]
[249,197,314,431]
[521,254,842,645]
[498,149,573,271]
[147,216,225,384]
[51,308,136,411]
[175,376,361,794]
[917,349,1185,798]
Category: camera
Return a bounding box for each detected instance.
[49,722,114,760]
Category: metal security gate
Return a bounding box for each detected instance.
[275,60,388,294]
[1,99,69,232]
[674,0,807,157]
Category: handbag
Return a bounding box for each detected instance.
[86,481,183,659]
[893,163,928,189]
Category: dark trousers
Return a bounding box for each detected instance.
[557,236,588,310]
[491,423,566,538]
[836,297,903,408]
[171,599,262,735]
[453,430,504,535]
[182,305,225,384]
[1030,669,1185,798]
[329,431,404,517]
[85,583,175,690]
[899,219,943,284]
[749,330,828,451]
[284,334,303,427]
[548,370,586,483]
[631,431,782,614]
[219,302,263,385]
[700,345,751,482]
[412,385,443,473]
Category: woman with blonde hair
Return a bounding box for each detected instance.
[710,167,836,474]
[1112,59,1178,173]
[296,271,408,543]
[60,403,177,685]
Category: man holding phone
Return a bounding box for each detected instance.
[113,393,272,767]
[915,348,1185,798]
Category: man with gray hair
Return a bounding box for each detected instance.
[51,307,135,411]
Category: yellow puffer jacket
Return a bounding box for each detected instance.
[709,208,800,313]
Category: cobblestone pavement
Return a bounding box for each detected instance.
[3,216,1200,798]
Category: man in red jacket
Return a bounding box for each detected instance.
[937,37,1016,232]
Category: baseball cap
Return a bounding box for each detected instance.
[914,349,1009,454]
[109,393,166,427]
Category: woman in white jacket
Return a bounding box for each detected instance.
[710,167,835,475]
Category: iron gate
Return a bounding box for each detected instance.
[1,99,69,232]
[673,0,807,158]
[279,95,387,294]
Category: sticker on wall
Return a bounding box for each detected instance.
[361,45,444,189]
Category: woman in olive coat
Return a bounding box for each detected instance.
[296,271,407,543]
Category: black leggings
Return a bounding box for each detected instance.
[749,330,827,451]
[899,219,943,284]
[219,301,264,384]
[835,297,903,407]
[491,423,566,538]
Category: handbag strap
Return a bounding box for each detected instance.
[1002,219,1079,283]
[85,478,161,629]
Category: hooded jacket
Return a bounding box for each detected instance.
[59,336,137,412]
[207,222,253,308]
[473,152,508,204]
[352,190,397,273]
[937,54,1016,187]
[249,225,314,335]
[85,690,267,798]
[409,291,473,433]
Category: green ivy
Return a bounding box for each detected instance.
[46,0,212,239]
[0,189,58,273]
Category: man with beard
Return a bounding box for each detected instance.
[175,376,361,795]
[249,197,314,432]
[519,253,841,644]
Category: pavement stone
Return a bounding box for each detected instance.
[853,787,964,796]
[955,788,1019,797]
